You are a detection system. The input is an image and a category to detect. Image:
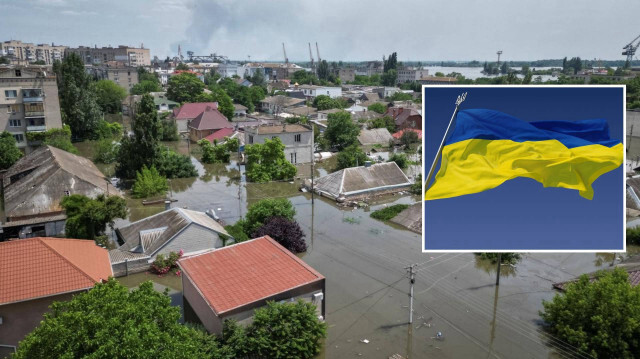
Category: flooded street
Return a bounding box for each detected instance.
[73,140,635,358]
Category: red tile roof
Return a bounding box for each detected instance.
[0,237,112,305]
[392,128,422,139]
[189,107,232,131]
[204,128,235,143]
[173,102,218,120]
[178,236,324,315]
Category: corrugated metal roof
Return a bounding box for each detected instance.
[3,146,120,222]
[358,128,394,145]
[313,162,411,198]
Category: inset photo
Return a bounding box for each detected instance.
[423,85,625,252]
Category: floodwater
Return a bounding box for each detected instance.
[73,140,639,358]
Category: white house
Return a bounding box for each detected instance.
[244,123,314,164]
[299,85,342,99]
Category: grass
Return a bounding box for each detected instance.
[370,204,409,221]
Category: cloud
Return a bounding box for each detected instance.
[60,9,97,16]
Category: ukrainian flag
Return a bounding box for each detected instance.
[425,109,623,201]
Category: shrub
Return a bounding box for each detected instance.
[252,216,307,253]
[94,139,119,164]
[159,118,179,141]
[336,144,367,170]
[370,204,409,221]
[400,130,420,147]
[388,153,408,169]
[410,173,422,195]
[244,198,296,235]
[245,137,296,182]
[150,250,183,275]
[155,146,198,178]
[96,120,123,139]
[367,102,387,114]
[132,165,168,198]
[627,226,640,245]
[198,139,231,164]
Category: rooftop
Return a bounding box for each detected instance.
[358,128,394,145]
[313,162,411,198]
[0,237,112,305]
[178,236,324,315]
[250,123,312,135]
[173,102,218,120]
[189,106,232,131]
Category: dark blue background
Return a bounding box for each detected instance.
[424,86,624,251]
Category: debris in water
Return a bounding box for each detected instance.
[360,339,369,344]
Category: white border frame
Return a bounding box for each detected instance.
[421,84,627,253]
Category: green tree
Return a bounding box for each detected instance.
[389,92,413,102]
[477,253,521,264]
[245,137,297,182]
[388,153,408,168]
[132,165,168,198]
[540,268,640,358]
[400,129,419,147]
[0,56,9,64]
[500,62,509,74]
[336,144,367,170]
[176,62,190,70]
[381,69,397,86]
[410,173,422,195]
[242,300,327,359]
[94,138,119,164]
[159,116,179,141]
[383,52,398,72]
[131,80,162,95]
[53,53,102,140]
[27,125,78,154]
[243,198,296,235]
[368,102,387,114]
[317,60,330,81]
[198,139,231,163]
[324,111,359,150]
[94,79,127,114]
[196,88,234,120]
[14,279,223,359]
[369,115,396,133]
[154,146,198,178]
[0,131,23,169]
[137,67,161,84]
[61,194,128,240]
[116,94,160,178]
[166,73,205,103]
[249,68,266,87]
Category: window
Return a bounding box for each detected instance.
[290,153,294,163]
[294,134,301,142]
[248,135,254,144]
[15,69,21,77]
[13,134,24,143]
[64,190,71,196]
[9,119,21,127]
[4,90,17,99]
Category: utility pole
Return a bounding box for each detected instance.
[406,264,417,324]
[495,253,502,285]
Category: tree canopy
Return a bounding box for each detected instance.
[61,194,128,240]
[367,102,387,114]
[0,131,23,170]
[252,216,307,253]
[540,268,640,359]
[131,80,162,95]
[116,94,160,178]
[166,73,205,103]
[244,198,296,236]
[324,111,359,150]
[245,137,297,182]
[94,79,127,114]
[336,144,367,170]
[14,279,223,359]
[196,87,234,120]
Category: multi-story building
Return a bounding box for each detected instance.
[0,40,67,65]
[397,67,429,83]
[87,65,139,91]
[66,45,151,66]
[0,66,63,153]
[299,84,342,99]
[336,68,355,83]
[244,123,314,164]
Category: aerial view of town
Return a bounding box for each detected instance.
[0,1,639,358]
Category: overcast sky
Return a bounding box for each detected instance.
[2,0,639,62]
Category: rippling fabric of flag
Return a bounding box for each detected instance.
[425,109,623,201]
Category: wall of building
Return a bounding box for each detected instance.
[245,128,314,164]
[66,46,151,66]
[0,291,78,353]
[1,40,67,65]
[0,68,63,153]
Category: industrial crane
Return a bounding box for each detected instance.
[282,43,289,64]
[316,42,321,63]
[308,42,315,70]
[623,34,640,64]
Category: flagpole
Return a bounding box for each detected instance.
[424,92,467,191]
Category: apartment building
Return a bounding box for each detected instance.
[397,67,429,83]
[87,65,139,91]
[66,45,151,66]
[0,40,67,65]
[0,66,63,153]
[244,124,314,164]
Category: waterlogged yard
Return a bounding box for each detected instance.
[73,139,640,358]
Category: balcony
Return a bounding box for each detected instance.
[26,125,47,132]
[25,111,45,118]
[22,89,44,103]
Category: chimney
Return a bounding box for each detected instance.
[164,200,171,210]
[364,161,372,168]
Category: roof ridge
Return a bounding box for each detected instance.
[262,236,324,279]
[37,237,99,284]
[175,207,194,223]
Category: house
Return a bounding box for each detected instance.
[392,128,422,140]
[317,108,343,120]
[153,93,179,112]
[172,102,217,133]
[0,237,112,357]
[0,146,120,240]
[259,95,306,114]
[283,105,317,119]
[299,85,342,99]
[357,128,394,146]
[233,103,248,117]
[233,77,252,87]
[374,87,400,99]
[397,67,430,83]
[244,124,314,164]
[309,162,411,201]
[110,207,231,276]
[385,107,422,130]
[179,236,325,335]
[352,111,383,123]
[267,80,290,93]
[203,127,236,144]
[187,104,233,142]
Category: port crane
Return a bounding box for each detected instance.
[282,43,289,64]
[623,34,640,64]
[308,42,315,71]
